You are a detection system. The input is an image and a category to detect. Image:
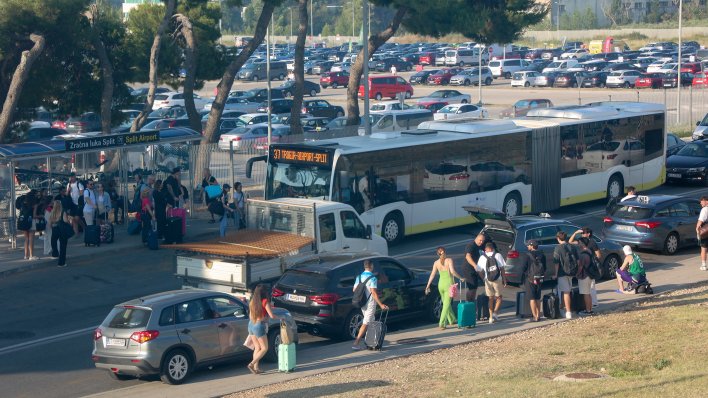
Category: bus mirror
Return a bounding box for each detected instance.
[245,155,267,179]
[366,224,372,239]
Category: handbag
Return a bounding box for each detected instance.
[208,200,225,216]
[59,219,75,239]
[35,217,47,232]
[448,282,458,298]
[699,224,708,240]
[280,319,295,345]
[17,214,32,231]
[243,335,255,350]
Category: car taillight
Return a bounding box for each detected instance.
[168,120,177,127]
[130,330,160,344]
[507,250,519,259]
[231,136,241,141]
[449,173,469,180]
[603,216,614,225]
[635,221,661,229]
[272,287,284,298]
[301,107,307,114]
[309,293,340,305]
[94,328,103,340]
[605,154,618,160]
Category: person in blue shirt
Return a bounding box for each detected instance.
[352,260,388,350]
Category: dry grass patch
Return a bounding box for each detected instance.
[232,284,708,398]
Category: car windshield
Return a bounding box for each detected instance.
[609,205,654,220]
[514,100,530,107]
[587,141,621,151]
[278,270,329,290]
[428,91,445,98]
[266,161,332,199]
[438,106,457,114]
[106,306,151,329]
[676,142,708,157]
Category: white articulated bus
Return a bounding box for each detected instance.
[256,102,666,244]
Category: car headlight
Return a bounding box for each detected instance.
[688,167,706,173]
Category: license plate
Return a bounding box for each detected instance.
[106,338,126,347]
[586,162,600,168]
[286,294,306,303]
[616,225,634,232]
[667,173,681,178]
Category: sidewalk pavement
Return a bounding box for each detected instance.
[84,253,708,398]
[0,209,229,278]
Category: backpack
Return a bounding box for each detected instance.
[352,274,375,308]
[560,243,579,277]
[130,182,145,212]
[483,253,502,282]
[582,249,603,280]
[527,252,546,283]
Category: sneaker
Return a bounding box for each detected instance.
[592,304,599,308]
[565,311,572,320]
[492,313,499,322]
[28,256,39,260]
[351,345,363,351]
[488,317,494,324]
[578,310,594,317]
[701,265,707,271]
[57,264,67,267]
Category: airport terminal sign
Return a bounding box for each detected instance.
[65,131,160,152]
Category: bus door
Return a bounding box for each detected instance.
[531,126,561,212]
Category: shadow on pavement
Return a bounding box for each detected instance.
[262,380,392,398]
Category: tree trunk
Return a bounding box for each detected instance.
[173,14,201,133]
[289,0,308,136]
[87,4,114,135]
[131,0,176,132]
[0,34,46,144]
[193,1,276,188]
[345,7,408,126]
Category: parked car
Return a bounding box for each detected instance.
[312,60,335,75]
[498,98,553,118]
[466,210,623,284]
[534,72,560,87]
[415,101,448,113]
[203,96,261,113]
[358,75,413,100]
[560,48,589,59]
[433,103,488,120]
[422,161,471,192]
[692,72,708,88]
[92,289,297,384]
[409,69,439,85]
[661,72,694,88]
[603,195,702,255]
[580,71,609,88]
[449,67,493,86]
[426,68,462,85]
[370,100,412,112]
[237,88,284,103]
[665,140,708,184]
[320,71,350,89]
[605,70,642,88]
[692,113,708,140]
[152,92,208,110]
[65,112,102,134]
[375,57,413,72]
[218,123,288,151]
[302,99,345,119]
[510,71,543,87]
[542,59,580,74]
[278,79,321,97]
[417,89,471,104]
[680,62,702,74]
[330,61,352,73]
[257,98,294,114]
[301,117,331,132]
[552,72,580,88]
[271,254,439,340]
[418,52,437,65]
[24,127,67,141]
[667,132,687,157]
[635,72,665,89]
[489,59,531,79]
[139,118,191,131]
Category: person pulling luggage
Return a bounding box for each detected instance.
[352,260,388,351]
[475,243,507,324]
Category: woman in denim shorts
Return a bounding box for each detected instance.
[247,285,278,374]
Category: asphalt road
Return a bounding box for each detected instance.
[1,182,706,398]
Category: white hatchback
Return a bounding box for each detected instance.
[433,104,488,120]
[153,92,208,110]
[510,71,543,87]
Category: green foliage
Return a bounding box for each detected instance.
[560,8,597,30]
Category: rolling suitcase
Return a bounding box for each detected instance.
[542,291,561,319]
[516,291,533,318]
[476,294,490,321]
[456,281,476,328]
[147,223,159,250]
[169,208,186,235]
[364,309,388,350]
[163,216,183,244]
[278,343,296,373]
[99,214,114,244]
[558,286,584,312]
[84,224,100,247]
[127,219,141,235]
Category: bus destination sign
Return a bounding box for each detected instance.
[270,147,332,166]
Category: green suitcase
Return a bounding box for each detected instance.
[278,343,296,372]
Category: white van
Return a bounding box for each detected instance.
[444,49,479,66]
[542,59,580,73]
[488,59,530,79]
[359,109,433,134]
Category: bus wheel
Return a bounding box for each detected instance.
[382,213,404,245]
[502,192,522,217]
[606,174,624,201]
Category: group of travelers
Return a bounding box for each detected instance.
[201,168,247,237]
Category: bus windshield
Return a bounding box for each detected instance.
[266,161,332,200]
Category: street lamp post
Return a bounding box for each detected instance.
[350,0,354,53]
[310,0,313,44]
[676,0,683,124]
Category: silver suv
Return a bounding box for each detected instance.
[92,289,297,384]
[449,67,493,86]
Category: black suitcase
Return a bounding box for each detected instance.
[84,224,101,247]
[163,217,183,244]
[364,309,388,350]
[516,291,533,318]
[560,287,585,312]
[542,292,560,319]
[476,294,490,321]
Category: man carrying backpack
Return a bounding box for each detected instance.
[553,231,578,319]
[476,242,507,324]
[521,240,545,322]
[576,240,596,316]
[351,260,388,351]
[570,227,600,308]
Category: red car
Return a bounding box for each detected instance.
[418,52,436,66]
[426,68,462,85]
[319,71,349,89]
[680,62,702,74]
[416,101,448,113]
[692,72,708,88]
[635,73,665,89]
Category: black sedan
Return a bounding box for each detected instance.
[581,71,609,87]
[666,140,708,185]
[409,70,439,85]
[302,99,345,119]
[278,80,321,97]
[271,253,439,340]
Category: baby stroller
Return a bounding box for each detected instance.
[624,273,654,295]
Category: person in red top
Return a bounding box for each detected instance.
[247,284,278,374]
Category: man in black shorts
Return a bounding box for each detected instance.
[521,240,545,322]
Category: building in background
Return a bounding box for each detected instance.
[122,0,162,19]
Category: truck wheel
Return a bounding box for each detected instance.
[524,82,530,87]
[382,212,404,245]
[160,349,191,385]
[502,191,522,217]
[331,82,338,89]
[342,310,363,340]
